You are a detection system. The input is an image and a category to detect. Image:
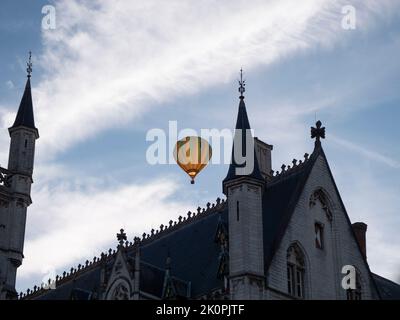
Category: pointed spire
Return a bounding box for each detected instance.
[223,70,263,191]
[9,52,37,134]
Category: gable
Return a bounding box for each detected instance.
[265,149,380,299]
[262,152,315,270]
[104,250,134,299]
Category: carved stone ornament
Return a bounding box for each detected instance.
[111,282,130,300]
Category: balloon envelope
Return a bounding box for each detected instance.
[173,136,212,184]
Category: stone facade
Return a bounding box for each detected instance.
[266,155,377,299]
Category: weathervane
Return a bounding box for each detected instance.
[238,68,245,99]
[26,51,33,78]
[311,120,325,147]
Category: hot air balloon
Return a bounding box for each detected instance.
[173,136,212,184]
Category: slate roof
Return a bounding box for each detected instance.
[24,203,227,300]
[223,97,263,184]
[23,150,400,299]
[34,264,103,300]
[372,273,400,300]
[139,261,166,298]
[21,123,400,301]
[138,207,227,298]
[262,152,316,270]
[10,78,36,130]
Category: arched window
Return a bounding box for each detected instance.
[309,188,333,221]
[287,244,305,298]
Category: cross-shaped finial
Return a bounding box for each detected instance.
[238,68,245,99]
[116,228,127,246]
[26,51,33,78]
[311,120,325,147]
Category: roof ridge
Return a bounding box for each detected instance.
[268,152,312,184]
[20,197,227,299]
[20,250,118,299]
[372,273,400,287]
[135,197,226,247]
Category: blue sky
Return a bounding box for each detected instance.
[0,0,399,293]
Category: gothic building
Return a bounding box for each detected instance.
[1,66,399,300]
[0,56,38,299]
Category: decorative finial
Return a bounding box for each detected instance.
[311,120,326,147]
[26,51,33,78]
[116,228,127,246]
[238,68,245,99]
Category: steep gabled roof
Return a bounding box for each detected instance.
[223,97,263,186]
[262,144,382,298]
[10,78,36,130]
[262,151,317,269]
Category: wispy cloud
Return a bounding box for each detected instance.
[5,0,399,292]
[2,0,398,160]
[331,134,400,169]
[334,166,400,282]
[17,170,191,290]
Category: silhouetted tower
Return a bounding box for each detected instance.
[0,52,39,299]
[223,70,265,299]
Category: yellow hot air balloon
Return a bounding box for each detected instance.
[173,136,212,184]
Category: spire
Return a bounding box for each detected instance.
[9,52,37,132]
[223,70,263,189]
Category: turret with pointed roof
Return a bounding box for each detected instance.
[0,52,39,299]
[9,52,39,138]
[9,78,37,132]
[222,70,265,299]
[223,70,263,194]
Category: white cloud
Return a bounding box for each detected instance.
[2,0,397,160]
[6,0,399,292]
[17,171,191,291]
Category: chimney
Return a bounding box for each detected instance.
[352,222,367,260]
[254,137,273,180]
